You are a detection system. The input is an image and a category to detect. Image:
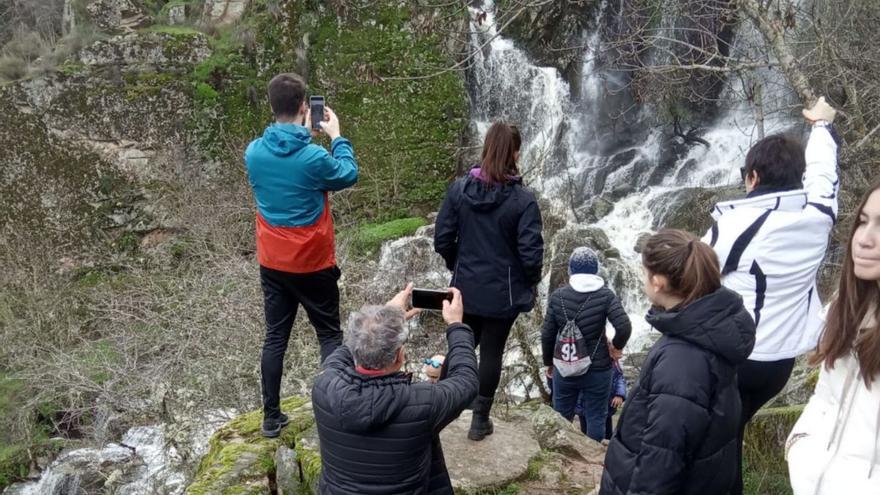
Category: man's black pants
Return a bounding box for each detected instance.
[730,357,796,495]
[260,265,342,420]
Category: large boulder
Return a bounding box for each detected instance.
[187,397,315,495]
[188,396,611,494]
[649,185,741,235]
[78,31,212,69]
[202,0,251,26]
[743,405,804,493]
[441,411,541,492]
[85,0,152,32]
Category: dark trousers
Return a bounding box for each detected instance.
[260,265,342,419]
[730,357,796,495]
[553,367,613,441]
[463,313,517,398]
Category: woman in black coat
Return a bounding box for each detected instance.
[434,122,544,441]
[600,229,756,495]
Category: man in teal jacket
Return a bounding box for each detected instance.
[244,73,358,437]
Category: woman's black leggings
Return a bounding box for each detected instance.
[730,357,796,495]
[463,313,517,398]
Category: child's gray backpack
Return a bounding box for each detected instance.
[552,294,604,377]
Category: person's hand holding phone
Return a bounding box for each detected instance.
[442,288,464,325]
[319,107,341,140]
[387,283,420,320]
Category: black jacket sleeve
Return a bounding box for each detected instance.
[434,182,461,271]
[626,344,713,495]
[431,323,479,431]
[607,293,632,350]
[541,294,560,366]
[322,344,354,371]
[516,199,544,285]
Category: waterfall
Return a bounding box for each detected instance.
[466,1,795,349]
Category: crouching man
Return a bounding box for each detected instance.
[312,285,478,494]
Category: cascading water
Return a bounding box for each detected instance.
[466,0,795,349]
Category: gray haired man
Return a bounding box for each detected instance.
[311,285,478,494]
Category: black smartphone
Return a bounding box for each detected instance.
[411,288,452,310]
[309,95,325,131]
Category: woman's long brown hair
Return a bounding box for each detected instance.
[642,229,721,306]
[480,122,521,183]
[811,179,880,386]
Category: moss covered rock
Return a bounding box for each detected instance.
[187,396,317,495]
[743,405,803,495]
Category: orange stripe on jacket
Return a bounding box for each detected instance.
[256,193,336,274]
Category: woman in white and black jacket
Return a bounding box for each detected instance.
[703,97,840,494]
[787,179,880,494]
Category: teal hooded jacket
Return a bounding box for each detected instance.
[245,123,358,227]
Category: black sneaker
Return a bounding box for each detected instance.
[261,413,290,438]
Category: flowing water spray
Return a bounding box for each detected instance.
[467,0,795,351]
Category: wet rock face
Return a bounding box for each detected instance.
[502,0,600,81]
[649,185,741,235]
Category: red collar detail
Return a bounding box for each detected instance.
[355,366,392,377]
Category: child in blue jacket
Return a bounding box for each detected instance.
[574,359,627,439]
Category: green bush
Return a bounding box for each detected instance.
[352,217,427,255]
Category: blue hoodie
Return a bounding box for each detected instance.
[245,123,358,227]
[244,123,358,273]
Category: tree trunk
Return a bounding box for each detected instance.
[738,0,815,105]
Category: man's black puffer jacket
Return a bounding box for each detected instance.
[600,287,756,495]
[311,323,478,495]
[434,169,544,319]
[541,285,632,370]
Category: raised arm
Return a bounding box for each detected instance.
[802,96,840,225]
[431,289,479,429]
[312,138,359,191]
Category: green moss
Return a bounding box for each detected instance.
[145,25,203,36]
[352,217,427,255]
[308,5,468,218]
[524,452,545,481]
[742,405,803,495]
[189,397,314,495]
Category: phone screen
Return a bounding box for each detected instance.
[411,288,452,310]
[309,96,325,131]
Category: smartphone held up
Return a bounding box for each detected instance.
[309,96,325,131]
[411,288,453,311]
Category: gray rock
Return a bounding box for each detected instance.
[441,411,541,492]
[79,32,212,69]
[649,185,741,235]
[86,0,152,33]
[275,446,300,495]
[167,4,187,25]
[201,0,250,26]
[529,404,605,463]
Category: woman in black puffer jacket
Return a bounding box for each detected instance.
[434,122,544,441]
[600,229,756,495]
